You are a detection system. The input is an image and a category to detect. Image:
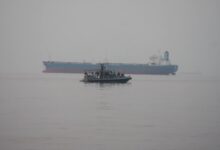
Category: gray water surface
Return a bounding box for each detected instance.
[0,73,220,150]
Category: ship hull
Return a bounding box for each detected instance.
[43,61,178,75]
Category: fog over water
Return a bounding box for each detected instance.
[0,0,220,76]
[0,1,220,150]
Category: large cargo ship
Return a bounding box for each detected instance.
[43,51,178,75]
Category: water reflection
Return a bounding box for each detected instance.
[82,82,132,90]
[96,100,112,111]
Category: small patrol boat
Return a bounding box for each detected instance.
[81,63,132,83]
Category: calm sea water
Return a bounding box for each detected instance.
[0,73,220,150]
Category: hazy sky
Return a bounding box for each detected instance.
[0,0,220,75]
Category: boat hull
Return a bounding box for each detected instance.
[43,61,178,75]
[81,77,132,83]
